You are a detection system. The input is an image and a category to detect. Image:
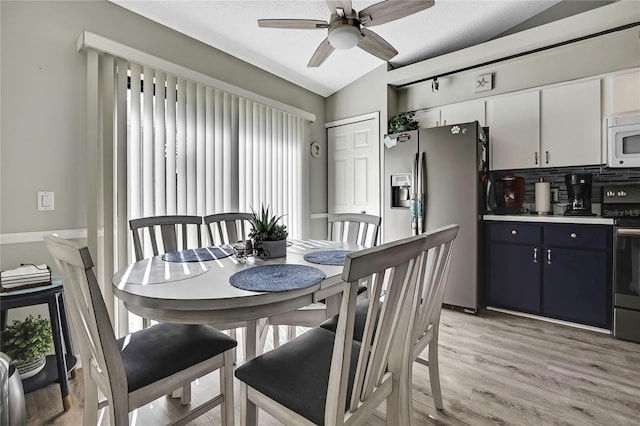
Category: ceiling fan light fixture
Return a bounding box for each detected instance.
[328,25,361,49]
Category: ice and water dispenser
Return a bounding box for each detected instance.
[390,173,412,208]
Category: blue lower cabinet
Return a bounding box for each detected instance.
[486,221,612,329]
[488,242,541,313]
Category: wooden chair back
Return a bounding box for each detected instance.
[44,235,127,414]
[129,215,203,260]
[411,225,458,360]
[325,224,459,424]
[328,213,381,248]
[203,212,253,246]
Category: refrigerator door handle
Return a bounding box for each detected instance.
[410,153,418,236]
[418,152,426,234]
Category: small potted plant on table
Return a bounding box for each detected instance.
[249,205,288,259]
[1,314,53,379]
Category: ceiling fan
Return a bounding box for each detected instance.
[258,0,435,67]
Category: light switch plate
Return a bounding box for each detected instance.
[38,191,54,211]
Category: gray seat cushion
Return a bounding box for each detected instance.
[235,327,360,425]
[320,299,375,342]
[118,323,237,393]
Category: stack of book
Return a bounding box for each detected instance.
[0,264,51,292]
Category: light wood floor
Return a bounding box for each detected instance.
[25,309,640,425]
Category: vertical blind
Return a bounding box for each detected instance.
[125,62,306,244]
[86,51,309,333]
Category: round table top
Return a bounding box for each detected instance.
[112,239,360,322]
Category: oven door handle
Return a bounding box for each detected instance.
[617,228,640,236]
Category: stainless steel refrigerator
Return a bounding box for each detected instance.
[383,122,488,312]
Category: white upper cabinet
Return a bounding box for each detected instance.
[415,100,486,129]
[440,100,486,127]
[487,79,602,170]
[540,79,602,167]
[611,71,640,114]
[486,91,540,171]
[415,109,440,129]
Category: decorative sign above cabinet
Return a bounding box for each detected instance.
[475,73,493,93]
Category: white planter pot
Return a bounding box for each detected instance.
[257,240,287,259]
[15,354,46,380]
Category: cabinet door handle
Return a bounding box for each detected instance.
[547,249,552,264]
[570,232,577,239]
[534,152,539,165]
[533,248,538,263]
[511,230,517,235]
[545,151,550,164]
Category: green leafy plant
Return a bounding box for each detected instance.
[249,204,288,242]
[388,112,419,133]
[0,315,53,363]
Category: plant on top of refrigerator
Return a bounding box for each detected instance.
[388,112,419,133]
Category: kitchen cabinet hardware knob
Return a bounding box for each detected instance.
[533,248,538,263]
[435,121,439,127]
[547,249,552,264]
[443,120,447,126]
[545,151,550,164]
[511,230,517,235]
[534,152,538,165]
[570,233,577,239]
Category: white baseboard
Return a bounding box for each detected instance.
[486,306,611,334]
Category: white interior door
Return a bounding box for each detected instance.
[327,116,380,215]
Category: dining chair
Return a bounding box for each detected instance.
[203,212,253,246]
[320,224,459,420]
[235,225,457,426]
[44,234,236,426]
[129,215,203,261]
[269,213,382,342]
[129,215,204,329]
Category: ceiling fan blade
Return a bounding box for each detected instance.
[307,38,335,67]
[258,19,328,29]
[357,28,398,61]
[359,0,434,27]
[325,0,353,17]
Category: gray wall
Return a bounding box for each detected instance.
[0,1,327,273]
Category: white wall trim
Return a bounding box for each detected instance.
[0,229,88,245]
[76,31,316,123]
[310,213,329,219]
[325,111,379,128]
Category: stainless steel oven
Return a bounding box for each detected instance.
[602,184,640,343]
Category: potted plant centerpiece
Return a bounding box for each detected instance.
[0,315,53,379]
[249,205,288,259]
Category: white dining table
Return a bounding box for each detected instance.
[112,239,358,361]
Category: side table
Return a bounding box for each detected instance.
[1,277,77,411]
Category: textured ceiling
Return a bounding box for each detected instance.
[111,0,571,97]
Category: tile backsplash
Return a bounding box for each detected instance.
[490,165,640,203]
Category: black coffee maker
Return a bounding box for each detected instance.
[564,173,596,216]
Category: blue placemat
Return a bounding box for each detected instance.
[304,250,353,266]
[229,264,326,292]
[162,246,233,262]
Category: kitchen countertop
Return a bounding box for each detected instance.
[483,214,614,225]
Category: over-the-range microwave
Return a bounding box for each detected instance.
[606,111,640,168]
